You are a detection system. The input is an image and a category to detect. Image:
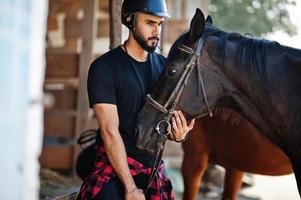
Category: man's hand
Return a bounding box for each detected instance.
[169,111,195,141]
[125,188,145,200]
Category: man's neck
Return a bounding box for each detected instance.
[123,36,148,62]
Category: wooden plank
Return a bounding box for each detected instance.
[48,0,83,17]
[40,145,74,170]
[46,90,77,110]
[99,0,109,12]
[74,0,98,173]
[64,18,82,38]
[46,110,77,117]
[46,38,79,54]
[109,0,122,49]
[65,18,110,38]
[97,19,110,38]
[65,0,83,18]
[44,78,79,90]
[47,16,58,30]
[46,53,79,78]
[44,115,75,137]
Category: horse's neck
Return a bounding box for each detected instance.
[283,45,301,66]
[220,42,301,144]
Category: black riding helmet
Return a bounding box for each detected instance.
[121,0,170,29]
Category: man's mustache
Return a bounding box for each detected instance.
[148,36,160,41]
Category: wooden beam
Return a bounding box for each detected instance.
[48,0,83,18]
[64,18,82,38]
[46,38,79,54]
[44,78,79,90]
[99,0,109,12]
[74,0,99,172]
[40,145,74,170]
[65,18,110,38]
[47,16,58,30]
[109,0,122,49]
[44,115,75,137]
[46,53,79,78]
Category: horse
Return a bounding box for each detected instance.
[182,107,292,200]
[135,8,301,197]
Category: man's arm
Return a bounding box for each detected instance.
[93,103,145,200]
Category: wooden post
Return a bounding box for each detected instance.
[74,0,99,171]
[181,0,187,18]
[160,22,168,55]
[109,0,122,49]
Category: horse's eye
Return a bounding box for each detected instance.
[167,68,177,76]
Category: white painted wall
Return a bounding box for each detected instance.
[0,0,48,199]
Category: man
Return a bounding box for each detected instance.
[77,0,195,199]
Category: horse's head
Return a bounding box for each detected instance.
[136,9,235,151]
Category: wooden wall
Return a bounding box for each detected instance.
[41,0,102,171]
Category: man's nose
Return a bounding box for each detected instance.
[153,24,160,36]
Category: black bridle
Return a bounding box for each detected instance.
[145,37,213,136]
[143,37,213,194]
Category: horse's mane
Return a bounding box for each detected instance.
[169,26,276,83]
[203,26,275,84]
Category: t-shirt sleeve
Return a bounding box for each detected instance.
[87,59,116,108]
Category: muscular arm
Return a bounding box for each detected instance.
[93,103,137,193]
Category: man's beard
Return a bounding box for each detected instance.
[133,29,159,53]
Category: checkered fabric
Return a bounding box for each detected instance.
[76,145,173,200]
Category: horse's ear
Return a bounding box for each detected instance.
[206,15,213,24]
[189,8,205,43]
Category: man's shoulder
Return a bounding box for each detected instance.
[92,46,122,65]
[90,46,123,71]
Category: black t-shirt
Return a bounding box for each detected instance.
[88,46,165,166]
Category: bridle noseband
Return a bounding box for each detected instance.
[146,37,213,135]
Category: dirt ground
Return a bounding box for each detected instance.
[170,173,299,200]
[40,169,81,199]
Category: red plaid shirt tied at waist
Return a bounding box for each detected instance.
[77,145,173,200]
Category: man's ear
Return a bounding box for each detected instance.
[205,15,213,24]
[189,8,205,43]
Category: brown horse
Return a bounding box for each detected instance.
[181,108,292,200]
